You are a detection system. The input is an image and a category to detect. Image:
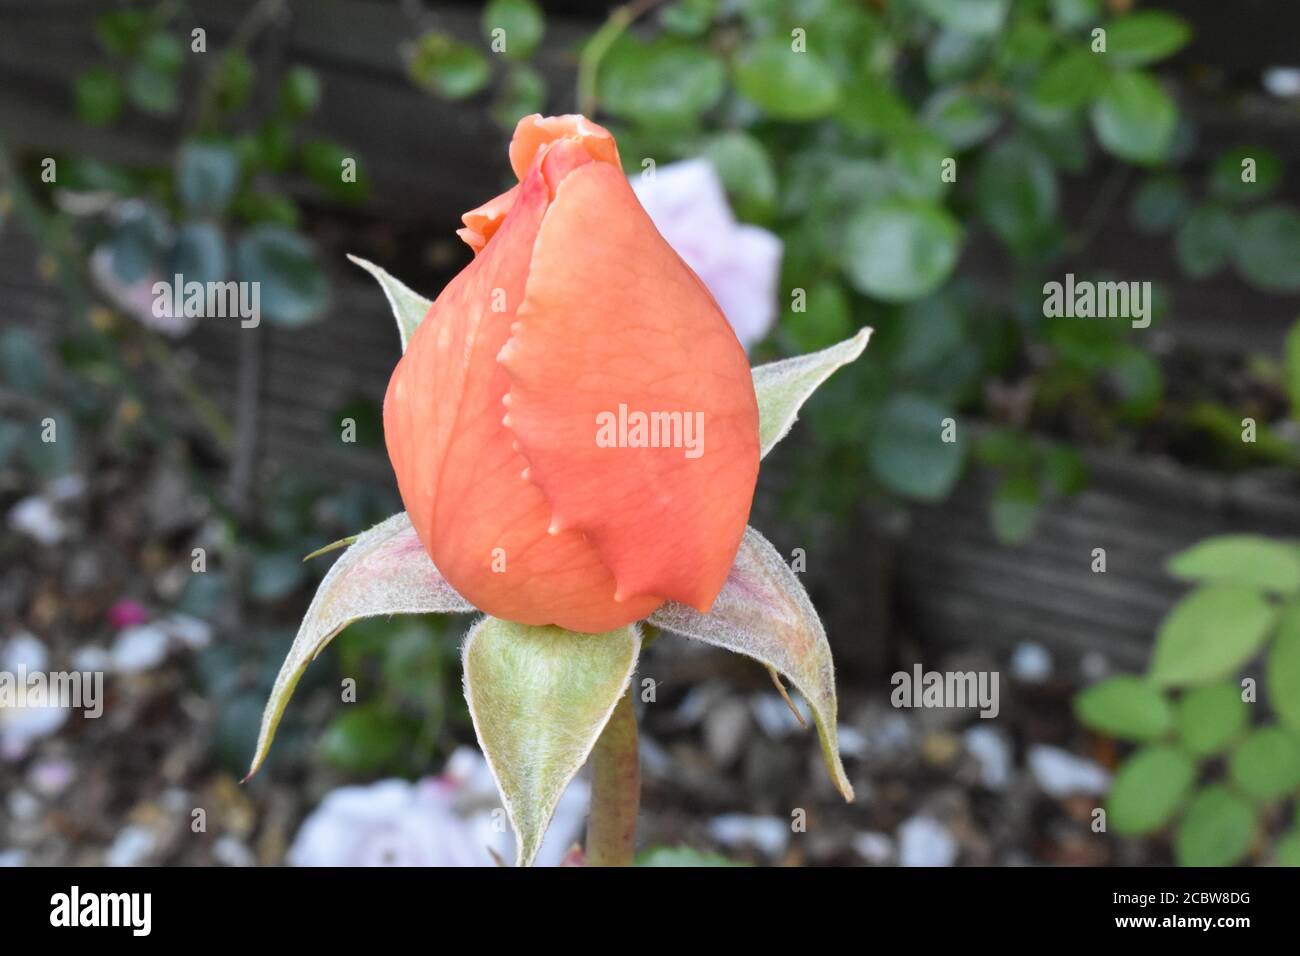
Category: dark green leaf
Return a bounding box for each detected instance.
[1091,71,1176,165]
[1175,204,1236,279]
[75,70,123,126]
[279,66,321,118]
[601,37,724,126]
[735,37,839,121]
[408,32,490,100]
[177,141,241,213]
[842,198,962,302]
[913,0,1009,37]
[234,225,327,327]
[868,394,965,501]
[1129,176,1188,233]
[976,138,1058,250]
[482,0,544,61]
[1103,11,1191,68]
[1233,206,1300,293]
[990,472,1041,544]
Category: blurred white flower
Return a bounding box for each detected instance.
[1028,744,1111,797]
[288,747,589,867]
[7,496,66,546]
[632,159,782,349]
[1263,67,1300,98]
[0,632,68,761]
[109,624,170,674]
[90,245,197,337]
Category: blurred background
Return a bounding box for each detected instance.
[2,0,1300,867]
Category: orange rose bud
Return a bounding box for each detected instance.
[383,115,760,632]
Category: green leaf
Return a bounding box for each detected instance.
[887,131,953,202]
[1050,0,1100,32]
[347,254,433,352]
[1230,727,1300,800]
[246,512,473,779]
[1032,48,1105,111]
[279,66,321,118]
[926,29,990,84]
[787,280,853,353]
[320,705,408,773]
[492,64,546,129]
[1074,675,1173,742]
[1175,786,1255,866]
[214,51,255,114]
[1210,147,1281,203]
[407,32,490,99]
[95,9,151,55]
[1174,204,1236,279]
[1287,321,1300,421]
[1168,535,1300,595]
[734,37,840,121]
[177,141,240,213]
[1129,176,1188,233]
[462,618,640,867]
[1107,744,1196,835]
[842,199,962,303]
[301,140,368,202]
[1277,829,1300,866]
[990,472,1041,545]
[600,37,724,126]
[126,60,179,115]
[869,393,965,501]
[140,31,184,73]
[699,131,777,220]
[234,225,327,326]
[1103,11,1191,68]
[636,846,745,867]
[167,222,228,286]
[1044,445,1088,494]
[1233,206,1300,293]
[75,70,122,126]
[1176,681,1247,756]
[0,328,49,394]
[1150,584,1277,688]
[649,526,855,802]
[483,0,544,61]
[752,329,871,458]
[976,138,1058,250]
[1270,604,1300,732]
[922,88,1001,149]
[1091,71,1176,166]
[913,0,1009,37]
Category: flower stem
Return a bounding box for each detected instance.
[585,688,640,866]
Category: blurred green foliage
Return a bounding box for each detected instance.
[64,2,373,327]
[410,0,1300,546]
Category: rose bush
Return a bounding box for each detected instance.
[384,114,761,632]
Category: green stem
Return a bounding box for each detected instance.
[585,689,640,866]
[575,0,666,117]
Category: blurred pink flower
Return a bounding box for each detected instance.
[632,158,782,350]
[107,599,150,629]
